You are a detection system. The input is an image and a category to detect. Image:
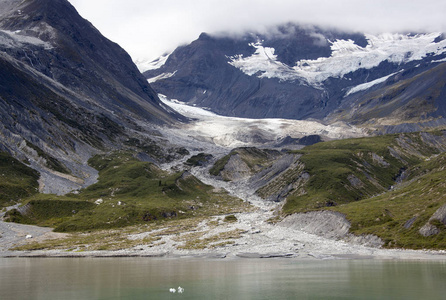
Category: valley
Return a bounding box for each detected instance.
[1,0,446,260]
[2,97,446,258]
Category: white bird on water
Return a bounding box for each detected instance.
[169,286,184,294]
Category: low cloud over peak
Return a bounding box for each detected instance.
[69,0,446,61]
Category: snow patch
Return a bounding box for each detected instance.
[432,57,446,63]
[228,33,446,87]
[228,41,298,82]
[147,71,177,83]
[136,52,171,72]
[0,29,52,49]
[345,72,399,96]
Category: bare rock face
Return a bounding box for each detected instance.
[220,155,251,181]
[0,0,183,193]
[431,204,446,224]
[279,211,384,247]
[419,224,440,237]
[419,204,446,237]
[280,211,351,239]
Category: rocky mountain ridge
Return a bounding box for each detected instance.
[0,0,184,193]
[144,24,446,131]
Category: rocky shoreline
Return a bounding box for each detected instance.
[2,208,446,261]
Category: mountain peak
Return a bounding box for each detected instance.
[145,23,446,126]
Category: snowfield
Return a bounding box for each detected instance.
[228,33,446,87]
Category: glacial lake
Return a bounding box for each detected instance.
[1,257,445,299]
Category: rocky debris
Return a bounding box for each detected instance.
[249,153,308,202]
[236,252,294,258]
[184,153,214,167]
[220,154,252,181]
[279,211,384,247]
[347,174,365,189]
[419,224,440,237]
[276,135,322,147]
[249,153,300,191]
[371,153,390,167]
[419,204,446,237]
[279,211,351,240]
[344,234,385,248]
[388,146,408,164]
[431,204,446,224]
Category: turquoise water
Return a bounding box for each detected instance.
[1,257,445,299]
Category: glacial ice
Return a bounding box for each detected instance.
[228,33,446,87]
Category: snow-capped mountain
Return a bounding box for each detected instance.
[144,24,446,130]
[228,33,446,87]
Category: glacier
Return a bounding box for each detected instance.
[228,33,446,87]
[158,94,366,148]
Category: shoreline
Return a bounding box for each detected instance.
[2,207,446,261]
[2,238,446,261]
[2,250,446,260]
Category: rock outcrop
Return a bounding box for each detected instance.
[419,204,446,237]
[279,211,384,247]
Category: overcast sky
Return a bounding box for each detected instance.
[68,0,446,62]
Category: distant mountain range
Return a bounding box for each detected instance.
[144,24,446,132]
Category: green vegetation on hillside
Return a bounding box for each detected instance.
[282,132,443,214]
[279,130,446,249]
[331,152,446,249]
[6,151,250,232]
[0,152,39,207]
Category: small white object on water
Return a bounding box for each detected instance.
[169,288,176,293]
[25,235,32,239]
[178,286,184,293]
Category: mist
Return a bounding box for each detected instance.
[68,0,446,62]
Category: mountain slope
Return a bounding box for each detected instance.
[0,0,184,193]
[144,24,446,126]
[327,61,446,132]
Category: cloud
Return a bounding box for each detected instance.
[68,0,446,61]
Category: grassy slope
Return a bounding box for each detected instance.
[0,152,40,207]
[282,132,442,213]
[281,131,446,249]
[6,151,249,232]
[331,153,446,249]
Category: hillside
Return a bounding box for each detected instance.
[4,151,250,232]
[0,0,184,195]
[209,130,446,249]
